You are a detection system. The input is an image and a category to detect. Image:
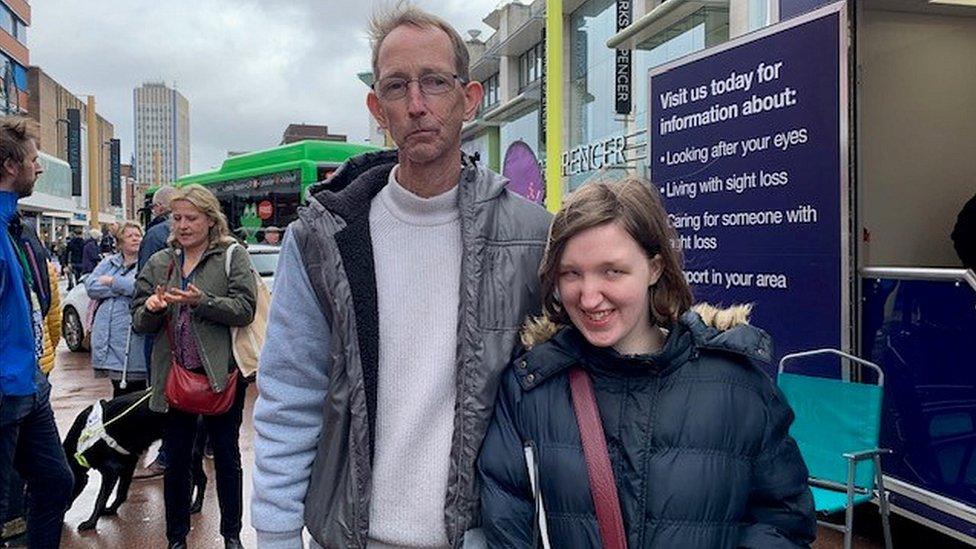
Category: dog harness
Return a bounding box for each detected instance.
[74,391,152,469]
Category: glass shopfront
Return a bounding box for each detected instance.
[568,0,629,191]
[566,0,727,191]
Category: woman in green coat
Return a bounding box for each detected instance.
[132,184,256,549]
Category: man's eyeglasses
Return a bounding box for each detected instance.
[373,73,464,101]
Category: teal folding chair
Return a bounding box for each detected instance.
[777,349,893,549]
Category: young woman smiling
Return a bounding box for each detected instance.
[478,178,816,548]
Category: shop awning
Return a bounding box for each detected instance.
[607,0,729,50]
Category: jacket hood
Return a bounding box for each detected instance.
[515,304,771,391]
[306,149,508,222]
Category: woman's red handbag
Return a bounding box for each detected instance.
[164,358,238,416]
[161,259,239,415]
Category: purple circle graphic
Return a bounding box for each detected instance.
[503,141,544,205]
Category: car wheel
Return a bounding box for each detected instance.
[63,306,86,352]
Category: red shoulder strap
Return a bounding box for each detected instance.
[568,367,628,549]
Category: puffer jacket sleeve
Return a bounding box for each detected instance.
[46,261,61,351]
[738,383,817,548]
[478,368,536,547]
[192,245,256,327]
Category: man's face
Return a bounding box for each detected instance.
[7,139,43,198]
[367,25,483,167]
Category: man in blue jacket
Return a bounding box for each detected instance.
[0,116,74,549]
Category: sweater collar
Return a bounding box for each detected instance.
[309,149,506,223]
[378,166,459,226]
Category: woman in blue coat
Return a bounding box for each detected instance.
[87,222,147,397]
[478,179,815,548]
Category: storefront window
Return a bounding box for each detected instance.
[35,154,73,200]
[568,0,631,190]
[749,0,771,31]
[462,131,492,168]
[633,24,708,136]
[500,108,541,164]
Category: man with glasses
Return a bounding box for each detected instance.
[252,4,551,548]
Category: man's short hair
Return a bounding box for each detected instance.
[369,2,471,83]
[0,116,38,168]
[152,185,177,209]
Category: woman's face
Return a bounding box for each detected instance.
[171,200,214,251]
[120,227,142,256]
[557,222,664,355]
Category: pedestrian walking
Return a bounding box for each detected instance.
[66,228,85,288]
[100,222,118,254]
[87,221,148,397]
[477,178,817,548]
[250,5,551,547]
[80,228,102,276]
[0,115,74,549]
[132,184,256,549]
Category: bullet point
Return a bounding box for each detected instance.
[659,156,665,162]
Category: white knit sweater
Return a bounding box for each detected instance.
[366,167,460,549]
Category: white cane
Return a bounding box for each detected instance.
[120,322,132,390]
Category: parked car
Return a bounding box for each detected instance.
[62,244,279,353]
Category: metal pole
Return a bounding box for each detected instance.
[544,0,564,213]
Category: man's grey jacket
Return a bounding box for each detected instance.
[252,150,552,548]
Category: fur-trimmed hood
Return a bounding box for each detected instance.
[513,304,771,391]
[520,303,754,348]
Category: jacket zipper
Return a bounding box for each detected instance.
[637,375,662,547]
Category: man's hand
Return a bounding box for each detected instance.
[164,283,203,307]
[145,285,168,313]
[97,275,114,286]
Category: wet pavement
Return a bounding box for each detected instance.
[23,341,969,548]
[46,343,258,549]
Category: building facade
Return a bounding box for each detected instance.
[460,0,777,203]
[25,66,119,239]
[122,163,145,222]
[280,123,347,145]
[0,0,29,116]
[134,82,190,186]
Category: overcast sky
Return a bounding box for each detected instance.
[31,0,503,174]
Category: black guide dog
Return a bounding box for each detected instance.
[62,389,208,531]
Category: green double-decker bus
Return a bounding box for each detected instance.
[160,139,380,242]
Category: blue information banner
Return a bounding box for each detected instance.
[648,7,847,367]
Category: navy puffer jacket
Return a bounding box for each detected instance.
[478,311,816,548]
